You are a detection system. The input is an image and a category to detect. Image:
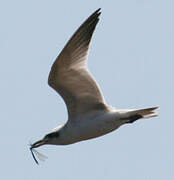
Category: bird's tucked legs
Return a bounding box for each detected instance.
[124,114,143,124]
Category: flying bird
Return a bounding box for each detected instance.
[30,8,159,164]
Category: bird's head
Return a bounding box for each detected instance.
[30,124,64,149]
[30,131,60,149]
[30,131,61,164]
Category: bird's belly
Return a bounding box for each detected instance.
[69,114,122,143]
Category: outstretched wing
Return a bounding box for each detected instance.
[48,9,106,119]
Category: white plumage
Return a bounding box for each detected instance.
[30,8,159,164]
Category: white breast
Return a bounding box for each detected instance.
[64,110,122,144]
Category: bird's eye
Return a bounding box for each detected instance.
[44,132,59,139]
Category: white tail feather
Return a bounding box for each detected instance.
[127,107,159,119]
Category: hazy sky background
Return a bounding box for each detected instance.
[1,0,173,179]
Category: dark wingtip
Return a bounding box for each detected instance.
[96,8,101,13]
[95,8,101,16]
[91,8,101,18]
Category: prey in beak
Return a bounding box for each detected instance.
[30,139,48,165]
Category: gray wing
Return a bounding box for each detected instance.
[48,9,106,119]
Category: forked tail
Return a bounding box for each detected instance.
[124,107,159,123]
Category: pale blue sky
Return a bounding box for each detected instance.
[1,0,173,179]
